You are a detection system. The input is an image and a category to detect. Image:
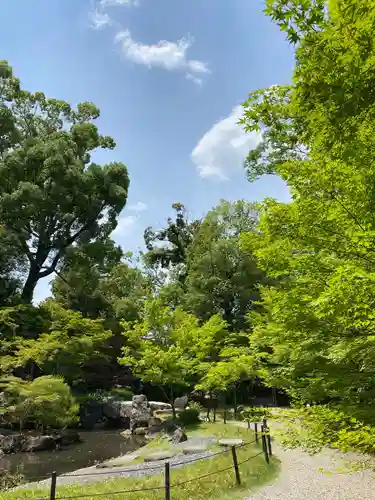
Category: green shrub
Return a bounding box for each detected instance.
[0,470,25,491]
[275,404,375,455]
[110,387,133,400]
[0,375,79,430]
[179,408,200,425]
[241,407,271,422]
[187,401,204,413]
[76,387,134,407]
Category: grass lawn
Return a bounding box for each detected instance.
[0,423,279,500]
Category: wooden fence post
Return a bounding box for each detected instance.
[50,471,57,500]
[254,422,259,443]
[231,446,241,485]
[267,432,272,456]
[261,426,270,464]
[223,410,227,424]
[165,462,171,500]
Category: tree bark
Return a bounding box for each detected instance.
[21,266,39,303]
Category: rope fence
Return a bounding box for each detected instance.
[40,421,273,500]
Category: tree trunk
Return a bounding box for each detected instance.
[233,385,237,419]
[21,266,39,303]
[170,385,176,419]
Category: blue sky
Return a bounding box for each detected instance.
[2,0,294,302]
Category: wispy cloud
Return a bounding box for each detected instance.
[127,201,148,212]
[100,0,139,7]
[115,31,210,84]
[191,105,262,181]
[89,8,112,29]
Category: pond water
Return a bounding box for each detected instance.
[0,430,145,481]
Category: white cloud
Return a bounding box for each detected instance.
[115,31,210,83]
[185,73,203,86]
[100,0,139,6]
[127,201,147,212]
[113,214,137,236]
[191,105,262,181]
[89,8,112,29]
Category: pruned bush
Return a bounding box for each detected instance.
[0,375,79,430]
[179,408,200,425]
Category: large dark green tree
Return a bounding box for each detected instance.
[143,203,200,287]
[52,239,123,318]
[183,200,264,331]
[0,62,130,303]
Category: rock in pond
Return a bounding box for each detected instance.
[130,395,151,432]
[0,434,24,453]
[79,400,105,430]
[54,430,81,446]
[24,436,56,452]
[103,400,131,421]
[121,429,132,438]
[134,427,148,436]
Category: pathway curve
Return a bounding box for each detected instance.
[243,421,375,500]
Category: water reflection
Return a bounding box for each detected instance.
[0,430,144,481]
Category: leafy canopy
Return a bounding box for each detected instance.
[239,0,375,407]
[0,61,129,302]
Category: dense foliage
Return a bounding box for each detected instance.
[0,375,78,430]
[3,0,375,456]
[239,0,375,418]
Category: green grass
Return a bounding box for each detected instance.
[1,423,279,500]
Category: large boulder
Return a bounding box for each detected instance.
[171,427,187,444]
[24,436,56,452]
[54,430,81,446]
[149,401,172,412]
[103,400,131,427]
[148,419,181,436]
[130,394,151,432]
[79,399,104,430]
[174,395,188,411]
[148,417,162,427]
[0,434,24,453]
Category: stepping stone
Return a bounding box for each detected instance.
[96,454,139,468]
[218,438,244,447]
[143,451,176,462]
[181,445,208,454]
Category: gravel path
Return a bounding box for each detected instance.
[245,425,375,500]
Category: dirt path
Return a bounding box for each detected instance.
[242,421,375,500]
